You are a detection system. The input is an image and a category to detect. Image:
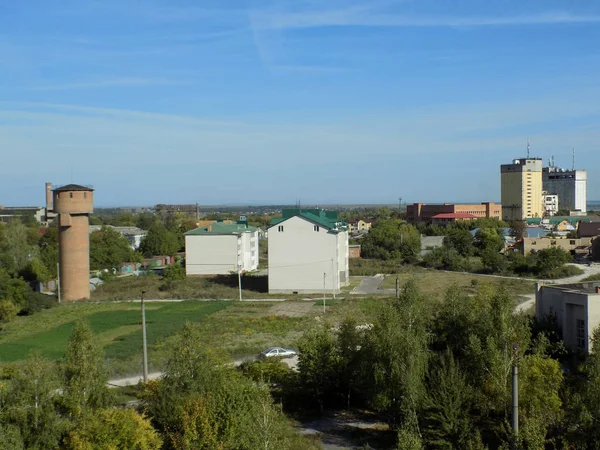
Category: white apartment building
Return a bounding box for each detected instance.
[185,221,259,275]
[268,209,349,294]
[536,282,600,352]
[543,166,587,213]
[542,192,559,217]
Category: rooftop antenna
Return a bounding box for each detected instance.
[572,148,575,171]
[526,138,530,158]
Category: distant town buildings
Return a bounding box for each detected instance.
[268,209,349,294]
[500,157,544,221]
[543,165,587,213]
[406,202,502,224]
[536,282,600,352]
[348,220,372,234]
[184,219,258,275]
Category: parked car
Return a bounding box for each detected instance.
[259,347,297,359]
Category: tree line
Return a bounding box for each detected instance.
[360,218,581,279]
[245,280,600,449]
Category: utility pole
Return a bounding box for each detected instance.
[56,262,61,304]
[331,259,336,300]
[238,264,243,301]
[141,290,148,383]
[398,197,402,213]
[512,343,519,449]
[395,274,399,300]
[323,272,326,313]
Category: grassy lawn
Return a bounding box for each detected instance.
[380,268,536,298]
[0,297,384,376]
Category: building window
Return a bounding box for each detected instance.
[577,319,586,349]
[84,192,87,199]
[278,225,284,232]
[69,192,73,198]
[314,225,319,232]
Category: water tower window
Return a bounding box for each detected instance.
[84,192,87,199]
[69,192,73,198]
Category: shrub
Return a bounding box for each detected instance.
[163,263,185,281]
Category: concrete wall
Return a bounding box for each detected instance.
[268,215,348,293]
[185,234,239,275]
[522,237,592,255]
[185,232,258,275]
[536,285,592,351]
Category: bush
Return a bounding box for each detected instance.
[19,292,57,316]
[163,263,185,281]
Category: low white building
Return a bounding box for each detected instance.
[185,221,259,275]
[536,282,600,352]
[268,209,349,294]
[89,225,147,250]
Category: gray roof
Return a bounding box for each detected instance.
[53,184,94,192]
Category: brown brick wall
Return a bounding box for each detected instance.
[59,214,91,301]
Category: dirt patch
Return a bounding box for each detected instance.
[267,301,316,317]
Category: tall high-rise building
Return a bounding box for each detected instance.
[500,158,543,221]
[542,167,587,213]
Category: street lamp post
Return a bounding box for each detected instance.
[141,290,148,383]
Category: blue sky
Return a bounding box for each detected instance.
[1,0,599,207]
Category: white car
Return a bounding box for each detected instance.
[259,347,297,359]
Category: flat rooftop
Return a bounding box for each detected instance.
[543,282,600,295]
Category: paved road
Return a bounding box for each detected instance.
[351,274,385,295]
[107,355,299,388]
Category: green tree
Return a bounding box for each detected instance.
[140,222,181,257]
[61,321,112,418]
[163,263,185,281]
[39,227,58,279]
[0,423,24,450]
[535,247,572,276]
[0,219,37,274]
[89,226,136,270]
[509,220,526,241]
[443,228,474,257]
[422,351,475,449]
[361,220,421,261]
[365,279,430,427]
[297,322,342,411]
[65,408,162,450]
[518,351,563,449]
[475,228,504,254]
[0,268,31,319]
[1,353,66,450]
[481,247,507,273]
[135,213,156,230]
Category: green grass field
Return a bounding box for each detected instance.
[0,298,373,376]
[380,269,536,298]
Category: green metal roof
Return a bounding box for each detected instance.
[269,208,347,232]
[185,221,257,236]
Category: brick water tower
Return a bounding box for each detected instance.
[53,184,94,301]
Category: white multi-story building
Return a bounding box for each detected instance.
[185,221,259,275]
[268,209,349,294]
[543,166,587,213]
[542,192,559,217]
